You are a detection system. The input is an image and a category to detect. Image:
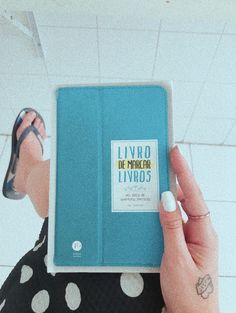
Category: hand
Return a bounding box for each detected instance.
[159,145,219,313]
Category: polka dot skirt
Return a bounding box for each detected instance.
[0,218,165,312]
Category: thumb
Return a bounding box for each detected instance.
[159,191,188,258]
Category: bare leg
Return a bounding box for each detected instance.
[13,111,49,219]
[25,160,50,219]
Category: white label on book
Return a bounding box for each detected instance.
[111,140,159,212]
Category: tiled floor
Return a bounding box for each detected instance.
[0,13,236,312]
[0,136,235,311]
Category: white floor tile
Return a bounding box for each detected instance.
[44,137,51,160]
[0,136,7,157]
[219,277,236,313]
[100,78,151,83]
[38,27,99,76]
[0,24,46,75]
[97,15,160,30]
[224,22,236,34]
[224,123,236,145]
[0,266,13,288]
[99,29,158,79]
[0,16,7,24]
[194,83,236,119]
[209,201,236,276]
[34,12,97,28]
[0,107,15,135]
[154,32,220,81]
[191,145,236,201]
[161,18,225,33]
[0,79,15,109]
[49,76,100,93]
[184,117,234,144]
[173,116,190,142]
[0,75,53,112]
[208,35,236,83]
[172,81,202,119]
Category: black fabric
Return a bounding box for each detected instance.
[0,218,165,312]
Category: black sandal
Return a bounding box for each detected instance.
[2,108,46,200]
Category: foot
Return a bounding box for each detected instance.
[14,111,46,193]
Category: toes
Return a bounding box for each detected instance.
[33,117,46,139]
[34,117,41,128]
[38,123,46,139]
[16,111,46,141]
[16,111,36,139]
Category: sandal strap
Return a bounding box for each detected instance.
[15,125,44,158]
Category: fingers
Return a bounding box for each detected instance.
[159,191,192,260]
[170,146,215,246]
[170,146,209,216]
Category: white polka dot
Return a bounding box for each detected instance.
[65,282,81,311]
[20,265,33,284]
[31,290,50,313]
[0,299,6,311]
[120,273,144,297]
[44,254,47,267]
[44,254,56,276]
[33,236,46,252]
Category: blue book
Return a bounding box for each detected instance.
[48,82,175,273]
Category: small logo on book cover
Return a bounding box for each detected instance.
[72,241,82,251]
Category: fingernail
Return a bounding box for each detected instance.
[161,191,176,212]
[31,111,36,117]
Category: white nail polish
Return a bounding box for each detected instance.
[161,191,176,212]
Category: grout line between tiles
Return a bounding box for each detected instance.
[38,25,97,30]
[177,140,236,148]
[151,19,162,79]
[39,25,161,32]
[0,73,235,85]
[37,25,236,36]
[205,199,236,204]
[222,119,236,144]
[182,22,227,142]
[0,136,8,158]
[161,30,229,35]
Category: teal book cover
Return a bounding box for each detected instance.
[48,82,175,273]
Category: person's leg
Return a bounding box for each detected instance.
[13,111,50,219]
[25,159,50,218]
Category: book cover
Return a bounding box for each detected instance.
[48,82,175,273]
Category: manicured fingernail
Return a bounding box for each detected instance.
[161,191,176,212]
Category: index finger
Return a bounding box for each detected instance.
[170,145,209,216]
